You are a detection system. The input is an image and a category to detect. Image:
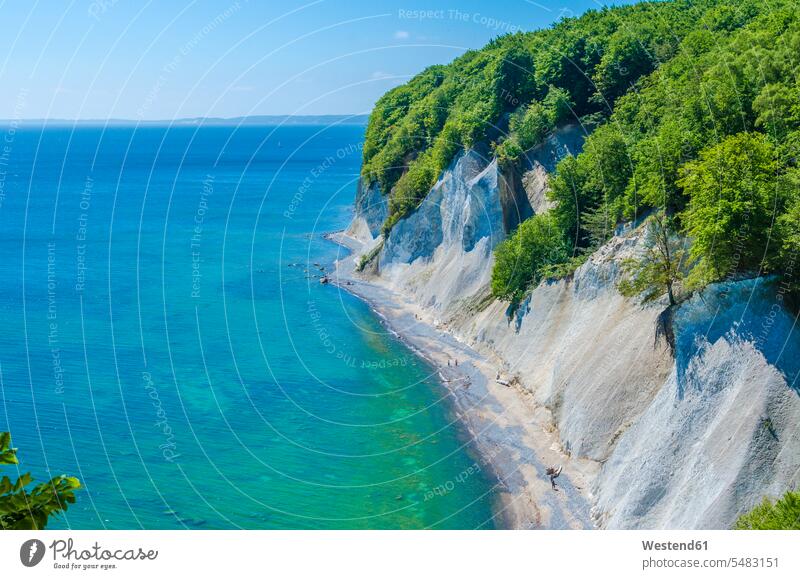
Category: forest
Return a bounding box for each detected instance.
[360,0,799,305]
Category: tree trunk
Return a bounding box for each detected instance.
[667,281,676,306]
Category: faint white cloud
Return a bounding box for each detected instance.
[393,30,410,40]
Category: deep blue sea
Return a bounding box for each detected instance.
[0,124,498,529]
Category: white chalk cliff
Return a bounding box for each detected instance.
[346,125,800,529]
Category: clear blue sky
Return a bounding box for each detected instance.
[0,0,631,120]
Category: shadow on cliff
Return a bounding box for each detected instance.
[672,277,800,398]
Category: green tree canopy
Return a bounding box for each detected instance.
[362,0,732,230]
[491,213,569,303]
[680,132,784,287]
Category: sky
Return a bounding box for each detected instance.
[0,0,632,120]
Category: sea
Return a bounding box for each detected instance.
[0,123,498,529]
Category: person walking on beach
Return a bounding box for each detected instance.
[546,465,562,490]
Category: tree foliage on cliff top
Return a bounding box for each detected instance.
[362,0,714,230]
[362,0,800,304]
[495,0,800,302]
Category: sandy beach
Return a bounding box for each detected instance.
[326,230,600,529]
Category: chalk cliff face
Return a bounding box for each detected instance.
[347,125,800,529]
[376,149,507,314]
[595,278,800,529]
[353,127,585,316]
[347,179,386,242]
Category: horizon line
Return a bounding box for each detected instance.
[0,113,370,126]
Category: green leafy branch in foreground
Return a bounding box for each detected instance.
[735,490,800,530]
[0,431,80,530]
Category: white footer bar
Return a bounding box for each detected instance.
[1,530,797,578]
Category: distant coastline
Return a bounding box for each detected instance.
[0,114,370,127]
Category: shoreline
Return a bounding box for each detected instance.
[348,287,518,530]
[325,229,599,530]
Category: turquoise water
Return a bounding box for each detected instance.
[0,124,498,529]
